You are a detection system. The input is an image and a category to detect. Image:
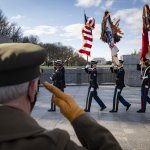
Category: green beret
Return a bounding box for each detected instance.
[0,43,46,86]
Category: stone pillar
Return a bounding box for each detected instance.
[122,55,141,87]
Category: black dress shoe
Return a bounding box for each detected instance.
[126,104,131,111]
[48,109,56,112]
[109,110,117,113]
[137,109,145,113]
[100,106,106,111]
[84,109,90,112]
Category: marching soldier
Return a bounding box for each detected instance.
[60,60,66,90]
[110,60,131,112]
[37,68,44,92]
[48,60,65,112]
[137,58,150,113]
[84,60,106,112]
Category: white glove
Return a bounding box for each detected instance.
[85,64,90,68]
[90,87,94,91]
[145,85,149,88]
[117,89,121,92]
[142,76,148,79]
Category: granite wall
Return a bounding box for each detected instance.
[40,55,142,87]
[40,67,116,85]
[122,55,141,87]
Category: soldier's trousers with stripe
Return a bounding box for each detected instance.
[85,87,106,111]
[112,86,130,111]
[140,86,150,111]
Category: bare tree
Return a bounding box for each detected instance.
[0,9,8,36]
[22,36,30,43]
[11,25,23,42]
[28,35,39,44]
[41,42,86,66]
[0,9,23,42]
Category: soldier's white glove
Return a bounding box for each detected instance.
[90,87,94,91]
[145,85,149,88]
[85,64,90,69]
[117,89,121,92]
[142,76,148,80]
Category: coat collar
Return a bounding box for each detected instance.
[0,106,45,142]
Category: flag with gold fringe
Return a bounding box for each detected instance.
[100,10,123,66]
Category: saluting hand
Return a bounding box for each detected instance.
[44,82,85,122]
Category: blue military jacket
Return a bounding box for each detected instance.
[142,65,150,87]
[52,68,64,91]
[115,67,125,89]
[85,67,98,89]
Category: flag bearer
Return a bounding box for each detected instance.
[84,60,106,112]
[110,60,131,112]
[137,58,150,113]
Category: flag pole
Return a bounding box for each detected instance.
[85,54,90,110]
[87,55,88,63]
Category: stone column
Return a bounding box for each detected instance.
[122,55,141,87]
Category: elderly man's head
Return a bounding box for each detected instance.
[0,43,46,112]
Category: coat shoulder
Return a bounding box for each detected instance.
[0,129,71,150]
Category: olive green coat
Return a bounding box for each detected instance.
[0,106,122,150]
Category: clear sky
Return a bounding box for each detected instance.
[0,0,149,60]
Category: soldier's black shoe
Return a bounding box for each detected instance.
[137,109,145,113]
[109,110,117,113]
[100,106,106,111]
[48,109,56,112]
[84,109,90,112]
[126,104,131,111]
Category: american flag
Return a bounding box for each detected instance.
[79,17,95,56]
[79,25,93,56]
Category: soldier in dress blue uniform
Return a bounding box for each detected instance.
[84,60,106,112]
[48,60,65,111]
[60,60,66,90]
[137,58,150,113]
[110,60,131,112]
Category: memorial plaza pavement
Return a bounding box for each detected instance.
[32,85,150,150]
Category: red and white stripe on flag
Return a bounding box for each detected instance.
[79,26,93,56]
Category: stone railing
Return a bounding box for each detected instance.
[40,55,142,87]
[122,55,141,87]
[40,67,116,85]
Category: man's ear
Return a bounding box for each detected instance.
[28,80,38,103]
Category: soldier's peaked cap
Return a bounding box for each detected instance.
[55,60,63,65]
[91,60,98,64]
[0,43,47,86]
[119,60,124,64]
